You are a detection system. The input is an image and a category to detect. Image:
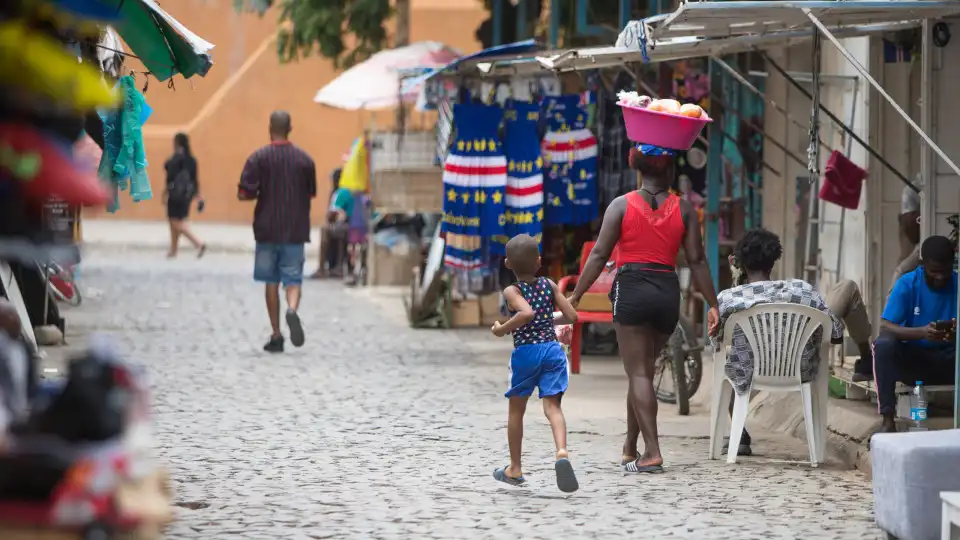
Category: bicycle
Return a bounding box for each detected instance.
[44,262,82,306]
[653,315,703,416]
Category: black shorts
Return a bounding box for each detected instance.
[167,198,191,220]
[609,263,680,335]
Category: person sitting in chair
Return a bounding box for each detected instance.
[874,235,957,433]
[717,228,846,456]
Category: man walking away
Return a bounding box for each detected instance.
[238,111,316,353]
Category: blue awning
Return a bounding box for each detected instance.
[401,39,543,93]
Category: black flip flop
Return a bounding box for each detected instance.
[623,458,664,474]
[555,458,579,493]
[286,309,305,347]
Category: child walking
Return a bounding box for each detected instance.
[491,234,580,493]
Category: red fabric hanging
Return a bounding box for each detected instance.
[819,150,867,210]
[0,123,110,206]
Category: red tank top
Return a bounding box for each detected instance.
[616,191,685,268]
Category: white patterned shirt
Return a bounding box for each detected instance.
[713,279,844,395]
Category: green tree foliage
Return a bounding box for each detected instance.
[234,0,392,68]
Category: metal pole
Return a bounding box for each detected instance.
[705,60,723,339]
[761,51,918,193]
[920,19,936,239]
[714,57,835,155]
[804,9,960,180]
[710,90,809,171]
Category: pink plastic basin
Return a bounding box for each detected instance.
[619,103,713,151]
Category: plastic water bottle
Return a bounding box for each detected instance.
[909,381,929,432]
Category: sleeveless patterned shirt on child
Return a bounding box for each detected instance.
[510,277,558,347]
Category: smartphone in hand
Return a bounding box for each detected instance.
[197,199,205,213]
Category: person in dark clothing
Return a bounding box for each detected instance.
[310,168,348,279]
[163,133,206,258]
[238,111,317,353]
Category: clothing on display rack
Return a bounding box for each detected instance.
[501,100,544,249]
[442,103,507,270]
[542,94,598,226]
[98,74,153,212]
[593,72,635,209]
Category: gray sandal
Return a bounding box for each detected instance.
[555,458,579,493]
[493,466,525,486]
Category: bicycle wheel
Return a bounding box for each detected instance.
[653,317,703,406]
[676,316,703,398]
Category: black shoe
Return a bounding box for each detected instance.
[722,441,753,456]
[263,335,284,353]
[285,309,305,348]
[852,357,873,382]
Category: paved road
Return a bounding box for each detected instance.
[58,249,881,539]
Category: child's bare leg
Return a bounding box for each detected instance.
[542,395,567,459]
[544,393,579,493]
[506,396,528,477]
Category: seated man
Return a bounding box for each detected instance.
[311,168,351,279]
[875,235,957,433]
[716,228,845,456]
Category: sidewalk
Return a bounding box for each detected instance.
[81,219,302,253]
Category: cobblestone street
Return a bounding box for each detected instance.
[56,249,882,539]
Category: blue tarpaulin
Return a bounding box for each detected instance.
[401,40,543,94]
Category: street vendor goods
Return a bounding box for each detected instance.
[616,92,712,151]
[441,103,507,270]
[0,337,173,539]
[542,95,598,226]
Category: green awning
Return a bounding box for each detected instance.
[109,0,215,81]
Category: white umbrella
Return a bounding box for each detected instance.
[314,41,460,110]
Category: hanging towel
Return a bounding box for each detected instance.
[442,103,507,270]
[542,95,598,226]
[501,100,544,251]
[98,75,152,212]
[819,150,866,210]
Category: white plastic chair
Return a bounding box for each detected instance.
[708,303,831,466]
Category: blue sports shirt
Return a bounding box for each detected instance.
[881,266,958,347]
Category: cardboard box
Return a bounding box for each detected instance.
[452,298,481,327]
[479,293,502,326]
[369,244,423,286]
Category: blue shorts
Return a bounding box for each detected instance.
[254,243,305,286]
[506,341,569,399]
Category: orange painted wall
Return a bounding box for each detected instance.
[89,0,486,223]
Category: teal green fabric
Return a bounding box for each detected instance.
[331,188,354,219]
[99,76,152,212]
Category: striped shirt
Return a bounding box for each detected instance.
[238,141,316,244]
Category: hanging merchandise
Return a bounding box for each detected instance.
[593,71,635,209]
[819,150,866,210]
[0,123,110,207]
[339,134,369,192]
[0,21,119,112]
[542,94,598,226]
[98,74,153,212]
[442,103,507,270]
[501,100,544,248]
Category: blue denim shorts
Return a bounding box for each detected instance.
[253,243,305,286]
[506,341,569,399]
